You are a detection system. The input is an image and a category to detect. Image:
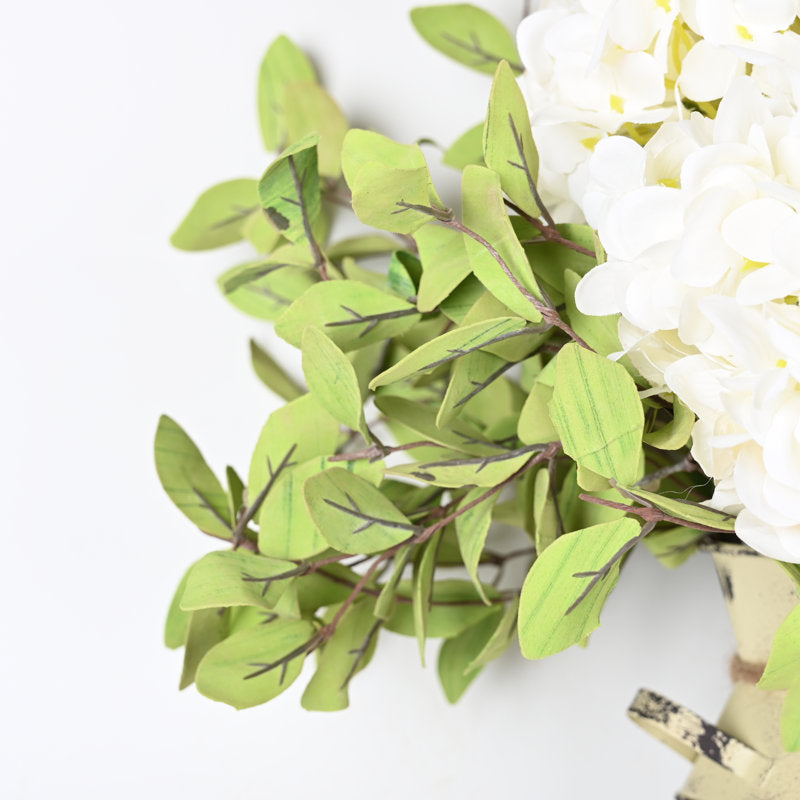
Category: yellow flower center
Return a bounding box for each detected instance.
[610,94,625,113]
[741,259,768,274]
[736,24,754,42]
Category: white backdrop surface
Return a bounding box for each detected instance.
[2,1,735,797]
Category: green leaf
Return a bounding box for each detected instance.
[296,563,361,615]
[258,35,317,151]
[327,235,397,261]
[154,415,231,540]
[180,608,228,690]
[437,610,503,703]
[414,224,473,312]
[304,467,417,554]
[644,526,703,568]
[248,393,340,506]
[342,129,444,234]
[385,579,499,638]
[165,566,194,649]
[276,279,420,350]
[443,122,485,169]
[387,446,534,488]
[387,251,421,299]
[284,82,348,178]
[374,395,496,457]
[643,395,696,450]
[523,224,597,299]
[171,179,259,251]
[549,343,644,486]
[258,134,321,243]
[371,317,530,389]
[483,60,540,218]
[410,5,522,76]
[533,467,559,555]
[518,368,559,445]
[302,326,365,435]
[618,486,737,532]
[782,685,800,752]
[413,529,443,665]
[180,550,296,611]
[518,518,640,659]
[218,255,318,321]
[302,599,380,711]
[461,165,543,323]
[456,488,499,604]
[226,466,245,525]
[758,605,800,691]
[241,208,284,254]
[249,339,304,401]
[259,456,383,560]
[195,619,315,709]
[375,544,414,620]
[563,269,621,357]
[438,275,486,324]
[438,349,509,429]
[464,596,519,673]
[460,292,541,361]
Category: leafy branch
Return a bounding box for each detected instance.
[453,358,519,409]
[340,618,383,690]
[245,633,324,683]
[505,198,596,258]
[323,493,423,535]
[506,112,555,229]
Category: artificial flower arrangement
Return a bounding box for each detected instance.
[160,0,800,789]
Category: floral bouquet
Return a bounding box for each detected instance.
[159,1,800,791]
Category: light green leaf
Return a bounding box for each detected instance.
[523,224,598,291]
[226,466,245,526]
[249,339,304,401]
[644,526,704,568]
[371,317,530,389]
[437,610,503,703]
[327,235,397,261]
[180,550,296,611]
[484,60,540,218]
[461,165,543,323]
[549,343,644,486]
[388,251,421,300]
[276,279,420,350]
[438,349,508,429]
[195,619,315,709]
[563,269,621,357]
[759,605,800,691]
[385,579,499,638]
[165,566,194,649]
[304,467,417,554]
[302,599,380,711]
[456,488,499,604]
[342,129,444,234]
[518,377,559,445]
[460,292,541,361]
[180,608,228,690]
[284,82,348,178]
[302,326,365,435]
[248,393,340,507]
[618,486,737,532]
[413,529,444,665]
[533,467,559,555]
[643,395,696,450]
[387,447,533,488]
[296,563,361,615]
[258,35,317,151]
[519,518,641,659]
[218,254,318,321]
[464,596,519,673]
[414,224,473,312]
[375,544,414,620]
[154,415,231,540]
[438,275,486,324]
[374,395,496,456]
[171,179,259,251]
[259,456,383,560]
[241,208,284,254]
[410,5,522,76]
[443,122,485,169]
[258,134,321,242]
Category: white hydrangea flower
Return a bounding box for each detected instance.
[574,76,800,560]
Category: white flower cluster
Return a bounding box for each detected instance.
[518,0,800,219]
[517,2,800,560]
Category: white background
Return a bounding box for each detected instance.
[2,1,735,796]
